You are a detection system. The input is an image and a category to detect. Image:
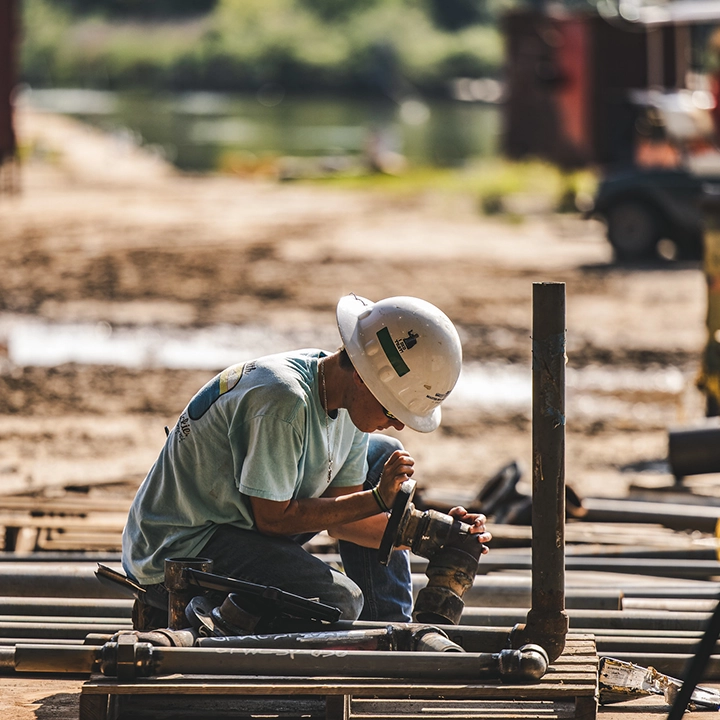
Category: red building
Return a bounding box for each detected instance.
[0,0,18,192]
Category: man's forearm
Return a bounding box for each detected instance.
[326,512,389,549]
[251,490,381,537]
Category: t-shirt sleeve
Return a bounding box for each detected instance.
[329,430,369,488]
[235,414,304,501]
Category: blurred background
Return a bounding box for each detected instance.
[2,0,720,538]
[7,5,720,714]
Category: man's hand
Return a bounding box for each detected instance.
[376,450,415,511]
[448,506,492,554]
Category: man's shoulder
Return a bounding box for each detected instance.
[244,349,318,389]
[234,349,321,418]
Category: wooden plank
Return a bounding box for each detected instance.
[574,695,599,720]
[353,698,576,714]
[0,498,129,513]
[349,713,574,720]
[0,513,127,529]
[78,692,108,720]
[327,693,350,720]
[115,693,328,718]
[82,679,599,699]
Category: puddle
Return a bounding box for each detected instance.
[2,318,341,371]
[0,318,691,416]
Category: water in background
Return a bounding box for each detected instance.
[23,87,501,172]
[1,317,689,420]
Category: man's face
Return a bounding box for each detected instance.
[347,371,405,433]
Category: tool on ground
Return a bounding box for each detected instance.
[599,656,720,710]
[95,564,146,598]
[184,568,341,628]
[378,478,485,625]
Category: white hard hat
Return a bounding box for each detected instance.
[337,294,462,433]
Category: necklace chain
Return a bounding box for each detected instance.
[320,358,334,484]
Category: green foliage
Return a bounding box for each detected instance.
[423,0,485,31]
[296,0,381,23]
[48,0,218,19]
[20,0,506,93]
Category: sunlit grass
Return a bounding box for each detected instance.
[306,159,598,215]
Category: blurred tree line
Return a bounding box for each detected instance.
[21,0,518,95]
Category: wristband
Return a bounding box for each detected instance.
[372,485,391,513]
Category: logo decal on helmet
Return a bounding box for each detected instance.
[426,390,452,404]
[376,327,410,377]
[395,330,419,353]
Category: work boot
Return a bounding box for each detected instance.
[132,597,169,631]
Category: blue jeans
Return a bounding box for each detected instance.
[189,434,412,622]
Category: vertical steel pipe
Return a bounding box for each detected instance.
[164,558,213,630]
[511,282,569,662]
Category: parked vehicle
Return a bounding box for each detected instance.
[590,167,716,262]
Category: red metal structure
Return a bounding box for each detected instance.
[0,0,18,193]
[502,8,678,169]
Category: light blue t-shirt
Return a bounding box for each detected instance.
[122,349,369,585]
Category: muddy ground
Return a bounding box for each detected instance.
[0,106,714,511]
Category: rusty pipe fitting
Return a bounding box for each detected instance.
[497,643,549,682]
[413,530,483,625]
[164,557,214,631]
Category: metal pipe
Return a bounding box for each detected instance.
[104,643,549,682]
[581,497,720,534]
[596,637,720,654]
[591,628,703,639]
[0,597,132,617]
[444,555,720,579]
[0,563,124,598]
[13,644,100,674]
[197,627,402,651]
[0,621,131,639]
[511,282,568,663]
[462,607,712,631]
[0,552,122,563]
[420,574,720,599]
[622,599,720,612]
[411,576,621,609]
[4,641,549,682]
[164,557,213,630]
[668,423,720,479]
[0,638,84,646]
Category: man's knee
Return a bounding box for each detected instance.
[366,435,405,488]
[330,573,364,620]
[368,434,403,460]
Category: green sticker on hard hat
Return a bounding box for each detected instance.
[377,327,410,377]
